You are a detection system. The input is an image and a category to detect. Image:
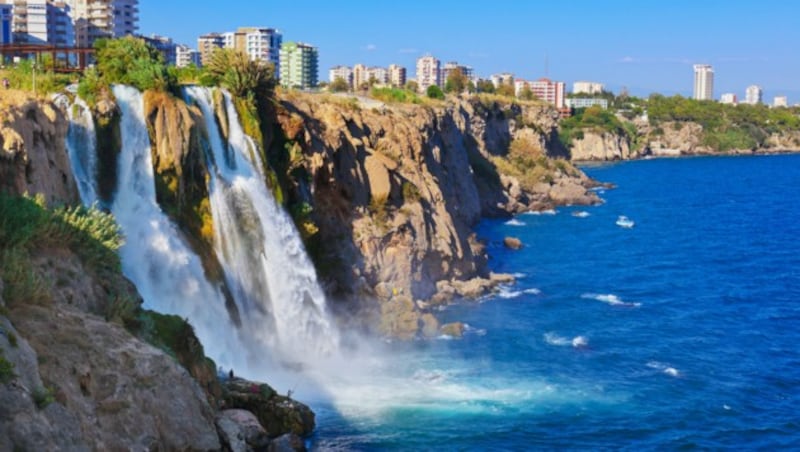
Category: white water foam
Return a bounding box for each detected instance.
[504,218,526,226]
[544,332,589,348]
[572,211,591,218]
[65,98,100,204]
[647,361,681,377]
[524,209,558,216]
[582,293,642,308]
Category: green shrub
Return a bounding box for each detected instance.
[401,182,421,203]
[426,85,445,100]
[370,87,422,104]
[33,386,54,409]
[0,354,15,383]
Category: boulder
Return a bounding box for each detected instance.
[503,237,523,250]
[269,433,307,452]
[420,313,440,338]
[440,322,466,338]
[223,379,315,438]
[216,409,270,452]
[378,295,420,339]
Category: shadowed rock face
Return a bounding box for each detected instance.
[0,93,78,205]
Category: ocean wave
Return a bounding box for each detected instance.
[544,333,588,348]
[497,286,522,299]
[512,272,527,279]
[524,209,558,216]
[572,211,591,218]
[504,218,526,226]
[647,361,681,377]
[524,288,542,295]
[581,293,642,308]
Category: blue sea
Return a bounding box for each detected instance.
[310,155,800,450]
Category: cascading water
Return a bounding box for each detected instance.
[184,86,339,362]
[63,97,99,204]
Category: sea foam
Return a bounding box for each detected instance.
[582,293,642,308]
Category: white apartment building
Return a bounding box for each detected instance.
[441,61,474,86]
[329,65,352,85]
[416,55,440,92]
[388,64,406,87]
[720,93,737,105]
[175,44,200,68]
[367,66,388,85]
[491,72,514,88]
[0,3,11,44]
[67,0,139,48]
[573,81,604,94]
[10,0,48,44]
[745,85,762,104]
[141,34,175,65]
[566,98,608,109]
[773,96,788,108]
[352,63,367,89]
[693,64,714,101]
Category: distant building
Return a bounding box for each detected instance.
[329,65,352,86]
[745,85,762,104]
[141,34,176,65]
[720,93,737,105]
[221,27,282,72]
[68,0,139,48]
[197,32,224,67]
[773,96,788,108]
[367,66,388,85]
[352,63,367,89]
[279,41,318,89]
[516,78,566,108]
[175,44,200,68]
[566,98,608,109]
[572,81,604,94]
[416,55,440,92]
[0,3,11,44]
[491,72,514,88]
[388,64,406,87]
[693,64,714,101]
[10,0,49,44]
[441,61,474,87]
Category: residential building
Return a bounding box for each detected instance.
[745,85,762,104]
[329,65,352,86]
[197,32,224,66]
[367,66,388,85]
[0,3,11,44]
[220,27,282,71]
[720,93,737,105]
[140,34,175,65]
[566,98,609,109]
[693,64,714,101]
[352,63,367,89]
[441,61,474,86]
[388,64,406,87]
[518,78,566,108]
[491,72,514,88]
[773,96,788,108]
[572,81,604,94]
[48,1,73,47]
[416,55,439,92]
[10,0,48,44]
[279,41,318,89]
[67,0,138,48]
[175,44,200,68]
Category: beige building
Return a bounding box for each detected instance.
[388,64,406,87]
[416,55,440,92]
[573,81,604,94]
[491,72,514,88]
[773,96,788,108]
[67,0,138,48]
[197,32,224,67]
[352,63,368,89]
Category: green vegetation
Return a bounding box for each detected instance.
[0,353,16,384]
[204,48,276,99]
[490,136,578,190]
[444,68,468,94]
[0,60,75,95]
[559,105,632,148]
[33,386,55,409]
[426,85,445,100]
[495,83,515,98]
[401,181,422,203]
[647,94,800,151]
[370,87,423,104]
[329,76,350,92]
[476,79,496,94]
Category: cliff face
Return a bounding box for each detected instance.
[0,90,78,205]
[569,131,632,161]
[268,94,599,335]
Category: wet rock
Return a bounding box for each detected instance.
[420,313,440,338]
[440,322,466,338]
[269,433,307,452]
[223,379,315,438]
[504,236,523,250]
[216,409,270,452]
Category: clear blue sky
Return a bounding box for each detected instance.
[140,0,799,102]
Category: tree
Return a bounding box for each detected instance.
[204,48,275,98]
[476,79,495,94]
[405,80,419,93]
[444,67,468,94]
[426,84,444,99]
[93,36,176,92]
[329,76,350,92]
[519,86,536,101]
[496,83,515,97]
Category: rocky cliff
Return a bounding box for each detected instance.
[264,93,600,336]
[569,130,632,161]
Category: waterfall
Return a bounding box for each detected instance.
[64,98,99,204]
[184,86,339,362]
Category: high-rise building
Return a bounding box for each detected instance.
[329,65,352,87]
[720,93,737,105]
[175,44,200,68]
[773,96,788,108]
[220,27,282,72]
[10,0,48,44]
[573,81,604,94]
[388,64,406,87]
[491,73,514,88]
[47,1,73,47]
[367,66,388,85]
[140,34,175,65]
[352,63,368,89]
[416,55,440,92]
[745,85,763,104]
[516,78,566,108]
[441,61,474,87]
[693,64,714,101]
[0,3,11,44]
[279,41,318,89]
[197,32,223,66]
[67,0,139,48]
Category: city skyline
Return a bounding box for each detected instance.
[137,0,800,102]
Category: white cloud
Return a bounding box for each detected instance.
[364,44,377,51]
[618,56,636,63]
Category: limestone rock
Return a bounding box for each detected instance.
[504,236,523,250]
[420,313,440,338]
[223,378,315,438]
[378,295,420,339]
[569,131,631,161]
[216,409,270,451]
[440,322,466,338]
[269,433,307,452]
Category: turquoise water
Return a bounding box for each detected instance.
[310,154,800,450]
